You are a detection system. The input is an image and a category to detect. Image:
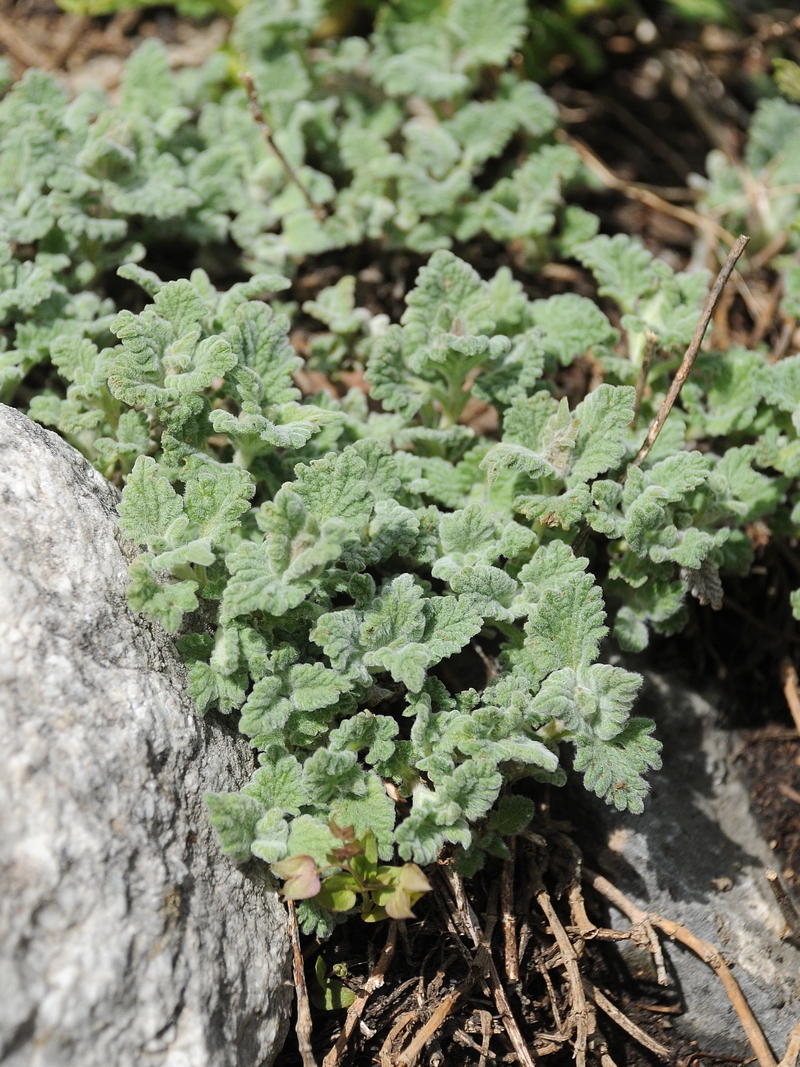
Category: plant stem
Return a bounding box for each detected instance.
[240,71,326,221]
[631,234,749,469]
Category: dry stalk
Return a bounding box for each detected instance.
[0,15,52,69]
[395,991,462,1066]
[781,660,800,735]
[584,868,779,1067]
[240,71,326,220]
[632,235,749,469]
[558,131,737,246]
[769,319,795,363]
[442,870,537,1067]
[535,879,591,1067]
[765,869,800,941]
[501,839,520,982]
[779,1021,800,1067]
[583,980,670,1060]
[287,900,319,1067]
[321,922,398,1067]
[378,1011,417,1067]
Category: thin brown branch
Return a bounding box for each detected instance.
[0,14,52,69]
[584,868,778,1067]
[778,782,800,805]
[584,980,671,1061]
[781,660,800,735]
[395,991,462,1066]
[321,922,397,1067]
[536,950,565,1033]
[558,131,737,246]
[568,883,598,940]
[287,901,319,1067]
[51,15,91,69]
[631,235,749,469]
[240,71,326,220]
[536,881,591,1067]
[502,839,520,982]
[751,275,784,348]
[765,869,800,941]
[749,232,790,275]
[442,871,537,1067]
[769,319,795,364]
[379,1010,417,1067]
[779,1021,800,1067]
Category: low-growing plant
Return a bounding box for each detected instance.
[17,221,795,930]
[6,0,800,933]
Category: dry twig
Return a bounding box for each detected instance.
[0,14,51,69]
[769,319,795,363]
[321,923,398,1067]
[632,235,749,469]
[781,660,800,735]
[240,71,326,220]
[535,878,592,1067]
[379,1011,417,1067]
[395,991,462,1066]
[765,869,800,941]
[584,980,670,1061]
[584,868,779,1067]
[779,1022,800,1067]
[501,840,520,982]
[557,131,737,246]
[287,901,319,1067]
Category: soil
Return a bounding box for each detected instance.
[4,2,800,1064]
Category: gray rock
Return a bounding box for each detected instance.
[0,406,292,1067]
[592,668,800,1056]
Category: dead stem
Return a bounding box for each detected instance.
[534,876,591,1067]
[321,922,398,1067]
[765,869,800,941]
[584,868,779,1067]
[444,870,537,1067]
[0,14,52,68]
[583,980,670,1060]
[780,660,800,735]
[501,839,520,982]
[769,319,794,363]
[779,1022,800,1067]
[378,1011,417,1067]
[240,71,326,220]
[287,900,319,1067]
[631,235,749,469]
[750,275,784,348]
[557,131,737,246]
[395,991,462,1066]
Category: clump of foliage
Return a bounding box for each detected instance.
[6,0,800,930]
[21,227,790,930]
[697,77,800,296]
[0,0,583,402]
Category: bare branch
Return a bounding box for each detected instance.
[631,235,749,469]
[287,901,319,1067]
[240,71,326,220]
[584,867,778,1067]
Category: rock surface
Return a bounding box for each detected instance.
[0,406,292,1067]
[590,668,800,1056]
